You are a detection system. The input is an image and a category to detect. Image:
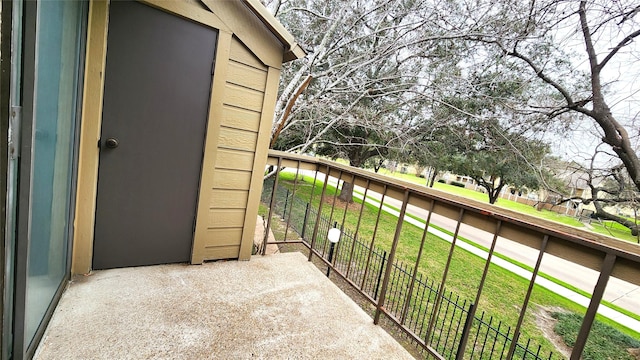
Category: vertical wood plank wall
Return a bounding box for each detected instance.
[191,37,274,263]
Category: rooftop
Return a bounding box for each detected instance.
[34,252,413,359]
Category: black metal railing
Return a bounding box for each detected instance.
[262,180,560,359]
[261,151,640,360]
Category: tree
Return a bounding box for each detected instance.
[401,124,454,188]
[312,109,398,202]
[268,0,461,201]
[450,0,640,232]
[446,119,549,204]
[552,146,640,235]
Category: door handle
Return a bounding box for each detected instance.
[105,138,119,149]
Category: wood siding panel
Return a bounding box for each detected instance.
[223,83,264,112]
[221,105,261,132]
[218,127,258,152]
[209,189,249,208]
[191,31,232,264]
[227,60,267,91]
[181,0,208,11]
[238,66,282,259]
[203,228,243,247]
[208,209,245,228]
[215,148,254,171]
[202,1,283,68]
[211,169,252,189]
[229,36,266,69]
[202,245,240,259]
[141,0,231,32]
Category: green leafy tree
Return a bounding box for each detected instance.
[447,119,549,204]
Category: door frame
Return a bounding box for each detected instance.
[1,0,17,357]
[92,0,215,269]
[71,1,234,274]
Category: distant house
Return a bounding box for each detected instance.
[0,1,303,358]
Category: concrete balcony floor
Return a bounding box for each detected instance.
[34,252,413,359]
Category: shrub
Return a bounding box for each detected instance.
[437,179,446,183]
[450,181,466,188]
[552,311,640,360]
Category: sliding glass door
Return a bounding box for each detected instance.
[10,1,87,357]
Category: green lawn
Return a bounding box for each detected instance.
[267,172,639,359]
[360,191,640,323]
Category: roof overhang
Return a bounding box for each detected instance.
[240,0,306,62]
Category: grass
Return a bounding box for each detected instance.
[553,312,640,360]
[376,169,640,243]
[267,172,639,359]
[354,187,640,326]
[590,220,640,243]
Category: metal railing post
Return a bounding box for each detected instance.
[570,253,616,360]
[374,250,387,299]
[326,240,336,277]
[282,189,289,219]
[301,202,310,239]
[301,167,320,249]
[506,235,549,359]
[308,164,330,261]
[361,185,387,290]
[374,190,410,325]
[400,199,435,325]
[263,157,282,255]
[455,220,502,359]
[283,160,300,242]
[425,208,465,342]
[346,179,370,278]
[455,303,476,359]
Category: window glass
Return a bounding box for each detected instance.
[25,0,84,346]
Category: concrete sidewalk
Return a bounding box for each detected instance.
[35,253,413,360]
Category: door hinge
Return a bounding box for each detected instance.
[192,217,197,234]
[8,106,22,160]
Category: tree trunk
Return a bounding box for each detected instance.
[486,179,505,204]
[488,190,499,204]
[337,181,355,203]
[428,167,438,187]
[373,158,384,173]
[593,200,639,236]
[338,158,365,203]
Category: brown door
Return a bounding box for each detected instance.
[92,1,217,269]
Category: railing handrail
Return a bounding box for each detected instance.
[261,155,640,359]
[267,149,640,286]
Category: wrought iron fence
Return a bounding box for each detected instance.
[262,181,560,360]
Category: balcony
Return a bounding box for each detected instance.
[35,150,639,360]
[260,150,640,359]
[34,251,413,359]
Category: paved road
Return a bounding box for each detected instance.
[289,170,640,331]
